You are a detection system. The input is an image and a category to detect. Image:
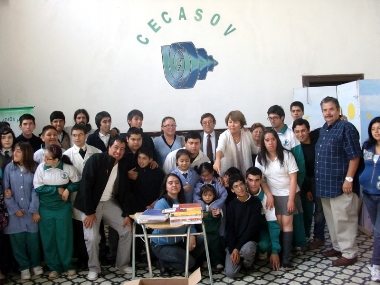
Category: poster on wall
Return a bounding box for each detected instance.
[0,106,34,137]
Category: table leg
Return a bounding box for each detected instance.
[185,225,191,277]
[202,221,213,285]
[132,222,136,279]
[142,225,153,277]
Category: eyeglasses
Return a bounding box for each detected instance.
[267,116,280,121]
[163,124,177,128]
[72,133,85,138]
[202,121,214,126]
[232,182,246,190]
[44,156,54,161]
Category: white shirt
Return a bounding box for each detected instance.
[100,163,118,201]
[255,151,299,196]
[202,131,216,160]
[99,132,110,148]
[63,144,102,220]
[34,147,66,165]
[163,147,210,174]
[1,148,12,156]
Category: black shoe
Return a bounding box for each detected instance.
[156,260,171,277]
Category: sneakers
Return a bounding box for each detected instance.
[258,251,268,260]
[118,266,133,274]
[87,271,98,281]
[21,269,31,280]
[368,265,380,282]
[66,269,76,277]
[216,264,224,271]
[48,271,59,279]
[307,238,325,250]
[33,266,43,276]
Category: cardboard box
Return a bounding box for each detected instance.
[123,268,201,285]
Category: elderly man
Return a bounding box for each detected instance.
[315,96,362,266]
[199,113,221,163]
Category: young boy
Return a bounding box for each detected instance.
[171,149,200,203]
[33,125,60,164]
[15,114,42,152]
[246,167,281,271]
[222,167,241,206]
[87,111,112,152]
[225,173,261,279]
[63,124,102,268]
[50,111,71,150]
[134,148,165,212]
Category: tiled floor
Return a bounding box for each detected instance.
[2,229,377,285]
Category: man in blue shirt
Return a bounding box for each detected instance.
[315,97,362,266]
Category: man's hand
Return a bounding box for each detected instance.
[342,180,353,194]
[83,214,97,229]
[32,213,40,223]
[122,217,132,231]
[149,161,158,169]
[15,209,25,217]
[306,191,314,201]
[230,249,240,264]
[270,254,280,271]
[128,168,138,180]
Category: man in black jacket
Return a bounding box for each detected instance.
[87,111,112,152]
[74,136,133,281]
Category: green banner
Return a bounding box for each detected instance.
[0,106,34,136]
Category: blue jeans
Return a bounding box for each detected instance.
[151,236,205,270]
[363,192,380,266]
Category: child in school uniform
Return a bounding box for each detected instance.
[33,144,81,279]
[3,142,42,280]
[33,125,61,164]
[198,184,224,271]
[171,149,200,203]
[134,148,165,212]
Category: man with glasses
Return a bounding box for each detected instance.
[199,113,221,164]
[267,105,307,255]
[224,173,261,278]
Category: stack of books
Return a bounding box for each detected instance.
[135,209,169,224]
[170,203,202,225]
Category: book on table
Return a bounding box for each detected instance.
[170,203,203,225]
[135,209,169,224]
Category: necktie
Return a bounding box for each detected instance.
[207,134,213,161]
[182,173,188,178]
[4,151,10,159]
[79,148,86,159]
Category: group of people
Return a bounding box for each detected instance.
[0,97,379,282]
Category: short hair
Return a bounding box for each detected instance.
[228,173,245,188]
[126,127,143,138]
[292,118,310,131]
[200,113,216,124]
[0,127,16,148]
[41,125,57,136]
[200,184,217,198]
[246,167,262,178]
[19,114,36,125]
[108,135,126,148]
[137,147,153,159]
[267,105,285,118]
[112,127,120,134]
[320,96,340,110]
[290,101,304,112]
[161,116,175,127]
[197,162,214,175]
[185,131,202,142]
[224,110,247,126]
[50,111,65,122]
[0,122,10,129]
[176,148,191,160]
[127,109,144,122]
[224,167,240,177]
[71,124,88,134]
[95,111,111,129]
[250,122,265,132]
[74,109,90,122]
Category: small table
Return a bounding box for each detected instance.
[130,214,213,284]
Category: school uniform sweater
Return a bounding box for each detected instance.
[193,178,227,210]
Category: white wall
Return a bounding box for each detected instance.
[0,0,379,132]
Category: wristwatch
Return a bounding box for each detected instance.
[345,177,353,182]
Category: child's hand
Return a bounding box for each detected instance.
[184,184,191,192]
[32,213,40,223]
[4,189,12,198]
[58,187,65,195]
[212,208,220,217]
[15,209,25,217]
[61,189,69,201]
